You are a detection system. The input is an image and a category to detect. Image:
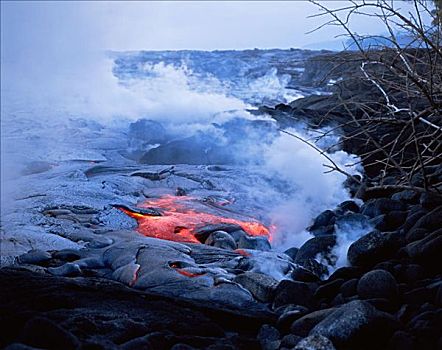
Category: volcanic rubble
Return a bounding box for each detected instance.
[1,114,441,350]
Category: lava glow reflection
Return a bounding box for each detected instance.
[119,195,272,243]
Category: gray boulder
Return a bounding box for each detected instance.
[295,235,336,276]
[408,206,442,232]
[205,231,237,250]
[290,308,337,337]
[273,280,314,309]
[361,198,405,218]
[257,324,281,350]
[405,228,442,265]
[310,300,398,347]
[294,334,336,350]
[357,269,398,300]
[17,250,51,265]
[234,272,278,302]
[237,235,271,251]
[347,230,400,267]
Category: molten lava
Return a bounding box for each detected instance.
[119,195,272,243]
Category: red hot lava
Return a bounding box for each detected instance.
[119,195,272,243]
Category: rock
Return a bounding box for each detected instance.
[330,293,346,307]
[398,264,426,284]
[403,285,438,305]
[17,250,51,265]
[407,310,442,348]
[327,266,363,281]
[234,272,278,303]
[52,249,83,261]
[310,225,335,237]
[310,300,398,348]
[120,331,173,350]
[21,317,80,350]
[335,213,370,230]
[294,334,336,350]
[347,230,400,267]
[4,344,41,350]
[290,308,336,337]
[314,279,345,300]
[343,175,362,197]
[273,280,314,309]
[405,228,442,266]
[257,324,280,350]
[139,135,233,165]
[336,200,360,214]
[205,231,237,250]
[170,344,196,350]
[369,214,387,230]
[283,247,299,260]
[194,224,243,243]
[361,198,405,218]
[409,206,442,232]
[419,192,442,210]
[403,208,427,233]
[405,228,428,243]
[357,269,398,300]
[128,119,167,144]
[292,267,320,283]
[365,298,397,313]
[391,190,420,204]
[237,235,271,251]
[435,283,442,306]
[373,211,407,231]
[312,210,336,228]
[295,235,336,266]
[276,306,309,333]
[339,279,358,298]
[388,330,414,350]
[47,263,82,277]
[280,334,302,348]
[21,161,53,176]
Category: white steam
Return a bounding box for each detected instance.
[259,128,361,250]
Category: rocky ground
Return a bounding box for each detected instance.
[1,50,441,350]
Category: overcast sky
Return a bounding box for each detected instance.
[1,0,432,99]
[1,0,424,55]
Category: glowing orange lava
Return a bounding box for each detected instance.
[119,195,272,243]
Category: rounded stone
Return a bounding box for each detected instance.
[357,269,398,300]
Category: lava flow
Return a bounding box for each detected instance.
[119,195,272,243]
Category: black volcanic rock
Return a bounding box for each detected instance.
[295,235,336,266]
[290,308,336,337]
[257,324,280,350]
[294,334,336,350]
[291,267,320,283]
[314,279,345,301]
[205,231,237,250]
[129,119,168,144]
[405,228,442,266]
[234,272,278,303]
[17,250,52,265]
[21,317,80,350]
[310,300,398,348]
[361,198,406,218]
[357,269,398,300]
[336,200,360,214]
[0,267,274,349]
[272,280,314,309]
[408,206,442,233]
[347,230,400,267]
[309,210,336,231]
[140,136,233,165]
